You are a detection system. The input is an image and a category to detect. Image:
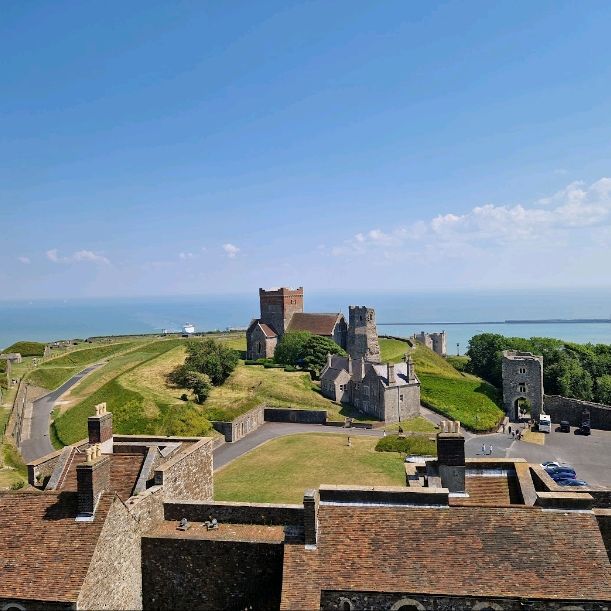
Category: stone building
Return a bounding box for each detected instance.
[320,353,420,422]
[246,287,347,359]
[0,403,214,610]
[413,331,447,356]
[0,352,22,364]
[502,350,544,422]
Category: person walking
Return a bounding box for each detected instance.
[481,442,486,455]
[489,444,494,455]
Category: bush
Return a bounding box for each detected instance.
[183,339,239,386]
[284,365,297,372]
[375,434,437,456]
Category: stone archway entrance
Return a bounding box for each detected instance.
[514,397,531,421]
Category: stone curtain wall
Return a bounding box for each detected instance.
[544,395,611,430]
[320,591,608,611]
[264,407,327,424]
[142,537,284,611]
[154,438,214,502]
[212,406,265,442]
[77,497,142,610]
[164,500,305,526]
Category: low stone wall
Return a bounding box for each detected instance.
[211,405,265,442]
[264,407,327,424]
[124,485,165,532]
[544,395,611,430]
[164,500,304,526]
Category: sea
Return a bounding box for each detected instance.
[2,288,611,352]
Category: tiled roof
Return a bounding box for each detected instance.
[0,491,113,602]
[280,505,611,609]
[287,313,343,336]
[59,452,145,500]
[247,319,278,338]
[451,475,522,506]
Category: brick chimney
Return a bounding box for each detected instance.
[436,420,466,494]
[387,363,396,385]
[76,444,111,519]
[303,489,319,548]
[88,402,113,454]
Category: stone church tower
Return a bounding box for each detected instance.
[258,287,304,336]
[347,306,380,363]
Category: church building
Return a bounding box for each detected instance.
[246,287,347,359]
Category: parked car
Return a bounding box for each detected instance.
[550,471,576,481]
[579,422,591,436]
[545,466,577,478]
[542,461,573,469]
[559,421,570,433]
[556,478,589,487]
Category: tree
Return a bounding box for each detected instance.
[466,333,508,387]
[185,372,212,404]
[595,374,611,405]
[302,335,347,378]
[183,339,239,386]
[274,331,312,366]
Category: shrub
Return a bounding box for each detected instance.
[183,339,239,386]
[284,365,297,372]
[375,434,437,456]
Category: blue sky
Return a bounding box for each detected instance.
[2,1,611,298]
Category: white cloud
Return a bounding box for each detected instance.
[335,177,611,257]
[179,252,195,260]
[46,248,110,265]
[17,256,30,264]
[222,243,240,258]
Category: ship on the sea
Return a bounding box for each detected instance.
[182,323,196,334]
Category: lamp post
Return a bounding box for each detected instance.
[456,343,460,356]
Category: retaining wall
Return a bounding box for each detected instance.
[264,407,327,424]
[544,395,611,431]
[211,406,265,442]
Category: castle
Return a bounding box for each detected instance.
[246,287,347,359]
[1,407,609,609]
[413,331,447,356]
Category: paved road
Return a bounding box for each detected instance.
[20,364,103,463]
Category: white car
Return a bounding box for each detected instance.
[541,461,573,470]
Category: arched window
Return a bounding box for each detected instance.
[2,604,26,611]
[338,597,353,611]
[391,599,426,611]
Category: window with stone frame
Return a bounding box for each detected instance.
[363,385,370,397]
[519,383,526,393]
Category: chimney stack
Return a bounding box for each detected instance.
[326,353,332,369]
[303,489,319,547]
[387,363,396,385]
[88,402,113,454]
[347,354,352,375]
[405,355,415,382]
[436,420,466,494]
[76,444,111,519]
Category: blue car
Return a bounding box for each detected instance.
[545,466,576,478]
[550,471,576,481]
[556,478,588,487]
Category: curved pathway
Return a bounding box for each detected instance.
[20,363,103,463]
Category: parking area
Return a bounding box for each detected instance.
[465,425,611,488]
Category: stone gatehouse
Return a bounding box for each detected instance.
[501,350,544,422]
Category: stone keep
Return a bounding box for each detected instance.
[347,306,380,363]
[502,350,544,422]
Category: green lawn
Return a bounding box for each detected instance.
[379,337,411,363]
[214,433,405,503]
[53,339,213,446]
[379,337,504,432]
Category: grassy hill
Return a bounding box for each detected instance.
[379,337,503,431]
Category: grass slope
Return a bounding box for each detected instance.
[28,341,138,390]
[378,337,503,431]
[53,339,213,445]
[203,364,345,422]
[2,341,45,356]
[214,433,405,503]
